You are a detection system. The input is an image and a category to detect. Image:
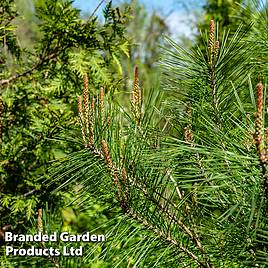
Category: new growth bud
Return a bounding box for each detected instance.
[131,66,142,125]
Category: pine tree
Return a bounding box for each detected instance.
[36,1,268,266]
[2,0,268,267]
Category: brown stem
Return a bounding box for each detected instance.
[254,82,264,155]
[253,81,268,205]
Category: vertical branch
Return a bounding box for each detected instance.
[100,87,105,126]
[254,81,264,156]
[90,97,95,145]
[131,66,142,125]
[183,103,198,206]
[254,81,268,204]
[208,19,215,64]
[37,208,43,233]
[208,19,220,109]
[78,75,95,147]
[101,139,113,170]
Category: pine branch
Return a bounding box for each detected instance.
[131,66,142,125]
[127,208,211,268]
[208,20,220,109]
[82,141,213,267]
[125,171,209,263]
[75,75,213,267]
[78,124,205,262]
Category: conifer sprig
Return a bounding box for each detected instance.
[74,68,214,268]
[208,19,220,109]
[100,87,105,126]
[77,74,97,147]
[161,11,267,266]
[49,9,268,265]
[253,80,268,204]
[131,66,142,125]
[254,81,264,157]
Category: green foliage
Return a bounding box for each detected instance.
[0,0,21,61]
[2,0,268,267]
[0,0,129,234]
[44,1,268,267]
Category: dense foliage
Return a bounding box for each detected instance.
[0,0,130,232]
[1,0,268,267]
